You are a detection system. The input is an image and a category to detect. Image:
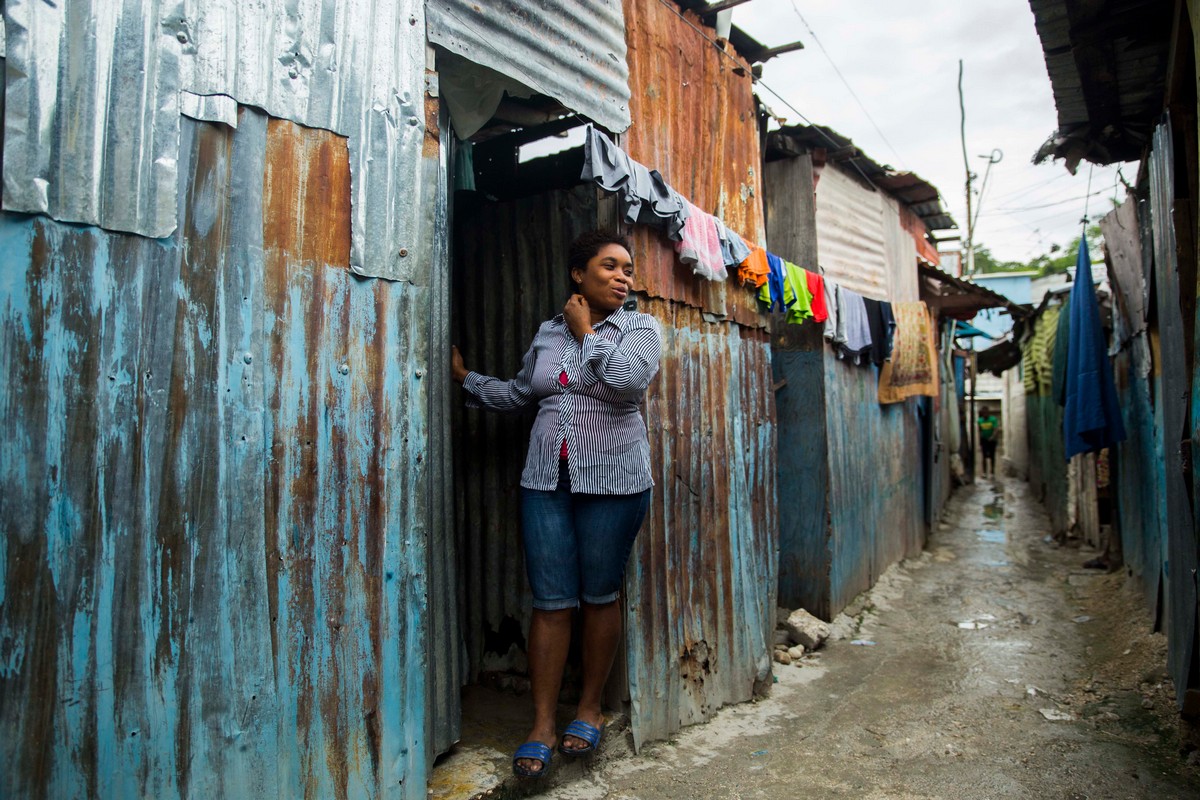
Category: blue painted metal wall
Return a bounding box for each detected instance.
[0,111,435,798]
[970,273,1033,341]
[1112,347,1163,616]
[626,298,777,751]
[1148,121,1198,706]
[772,331,928,621]
[771,326,831,615]
[822,356,926,616]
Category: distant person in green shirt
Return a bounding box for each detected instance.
[978,406,1000,478]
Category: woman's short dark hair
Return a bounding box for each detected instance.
[568,230,631,275]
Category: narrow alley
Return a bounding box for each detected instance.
[528,478,1198,800]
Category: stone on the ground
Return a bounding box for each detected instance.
[785,609,831,650]
[773,650,792,665]
[777,607,792,627]
[787,645,805,660]
[773,628,790,646]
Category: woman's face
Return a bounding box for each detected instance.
[572,243,634,313]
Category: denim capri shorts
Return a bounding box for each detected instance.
[520,461,651,610]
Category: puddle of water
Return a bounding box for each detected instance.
[976,529,1005,544]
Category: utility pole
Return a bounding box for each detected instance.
[959,60,973,277]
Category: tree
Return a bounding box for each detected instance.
[973,245,1026,274]
[974,224,1104,279]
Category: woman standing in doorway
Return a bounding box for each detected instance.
[451,231,662,778]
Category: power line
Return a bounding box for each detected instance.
[988,171,1070,203]
[788,1,905,168]
[985,187,1113,214]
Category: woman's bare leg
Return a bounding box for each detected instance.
[562,600,621,752]
[517,607,572,773]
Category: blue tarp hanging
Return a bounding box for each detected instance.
[1063,240,1127,459]
[953,320,992,339]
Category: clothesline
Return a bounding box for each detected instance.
[580,126,940,398]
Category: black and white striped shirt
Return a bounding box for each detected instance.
[463,306,662,495]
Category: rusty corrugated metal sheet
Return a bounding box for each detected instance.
[0,110,437,799]
[625,297,777,750]
[3,0,431,281]
[426,0,631,134]
[622,0,766,328]
[1148,120,1199,709]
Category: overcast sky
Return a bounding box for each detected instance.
[732,1,1125,264]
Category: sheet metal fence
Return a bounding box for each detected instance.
[0,110,437,799]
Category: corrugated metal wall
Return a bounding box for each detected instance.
[823,359,925,612]
[813,165,888,299]
[620,0,777,749]
[766,149,930,620]
[1148,120,1199,708]
[0,110,437,798]
[1003,366,1029,479]
[3,0,432,280]
[1112,347,1164,615]
[627,298,777,749]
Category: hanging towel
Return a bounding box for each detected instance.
[581,126,690,240]
[1063,240,1127,459]
[763,252,788,312]
[738,247,771,288]
[836,288,873,364]
[823,277,842,342]
[806,270,828,323]
[878,301,939,403]
[783,261,814,324]
[715,219,752,269]
[675,203,727,280]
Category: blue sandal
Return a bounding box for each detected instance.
[512,741,553,778]
[558,719,603,757]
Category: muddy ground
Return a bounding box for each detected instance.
[511,477,1200,799]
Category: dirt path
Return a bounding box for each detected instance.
[534,478,1199,799]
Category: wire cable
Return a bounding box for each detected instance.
[648,0,886,190]
[787,1,905,168]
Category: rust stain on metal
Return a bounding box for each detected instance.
[622,0,766,327]
[627,296,778,749]
[424,81,442,159]
[263,118,352,268]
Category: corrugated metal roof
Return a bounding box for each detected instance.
[426,0,631,134]
[2,0,431,281]
[920,262,1024,320]
[1028,0,1172,167]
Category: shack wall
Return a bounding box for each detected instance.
[0,110,439,799]
[767,155,930,620]
[620,0,777,749]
